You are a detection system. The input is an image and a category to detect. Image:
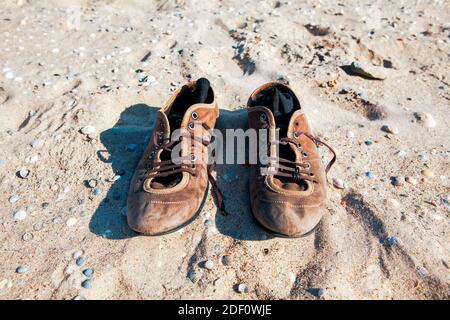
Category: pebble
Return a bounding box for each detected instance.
[237,283,249,294]
[16,266,27,274]
[82,268,93,277]
[365,171,375,179]
[8,195,19,203]
[414,112,436,128]
[73,250,83,259]
[127,143,137,151]
[33,222,44,231]
[391,176,404,187]
[396,150,407,157]
[381,125,398,134]
[18,168,30,179]
[92,187,101,196]
[22,232,33,242]
[203,260,214,270]
[420,169,434,178]
[418,267,428,277]
[87,179,97,188]
[222,255,232,266]
[349,61,387,80]
[30,139,44,149]
[66,218,77,227]
[81,279,92,289]
[13,210,27,221]
[364,140,373,146]
[73,295,86,300]
[289,272,297,284]
[317,288,327,298]
[332,178,346,189]
[80,125,96,135]
[346,130,355,139]
[387,236,398,246]
[405,176,417,185]
[76,257,85,266]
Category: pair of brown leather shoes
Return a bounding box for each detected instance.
[127,78,336,237]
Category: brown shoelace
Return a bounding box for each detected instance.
[263,128,336,183]
[146,122,228,215]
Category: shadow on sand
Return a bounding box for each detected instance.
[89,105,268,241]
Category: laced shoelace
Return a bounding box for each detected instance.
[146,122,228,215]
[260,117,336,183]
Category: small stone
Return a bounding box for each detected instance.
[381,125,398,134]
[8,195,19,203]
[418,267,428,277]
[22,232,33,242]
[82,268,93,277]
[30,139,44,149]
[348,61,387,80]
[414,112,436,128]
[16,266,27,274]
[18,168,30,179]
[346,130,355,139]
[33,222,44,231]
[13,210,27,221]
[387,236,398,246]
[391,176,404,187]
[222,255,232,266]
[92,187,101,196]
[80,125,96,135]
[421,169,434,178]
[317,288,327,298]
[73,295,86,300]
[81,279,92,289]
[127,143,137,152]
[289,272,297,284]
[364,140,373,146]
[332,178,345,189]
[87,179,97,188]
[396,150,407,157]
[237,283,248,293]
[365,171,375,179]
[203,260,214,270]
[66,218,77,227]
[76,257,85,266]
[73,250,83,259]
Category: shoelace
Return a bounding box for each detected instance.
[146,122,228,215]
[259,114,336,183]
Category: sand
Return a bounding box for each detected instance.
[0,0,449,299]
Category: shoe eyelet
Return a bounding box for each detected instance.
[293,132,299,138]
[191,154,197,162]
[309,172,315,177]
[304,163,311,169]
[302,151,308,157]
[188,122,195,130]
[259,113,267,121]
[191,112,198,120]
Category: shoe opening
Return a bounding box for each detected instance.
[151,78,213,189]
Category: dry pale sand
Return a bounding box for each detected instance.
[0,0,449,300]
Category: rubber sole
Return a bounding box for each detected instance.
[250,205,320,239]
[137,183,209,236]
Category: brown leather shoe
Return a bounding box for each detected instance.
[247,82,336,238]
[127,78,222,235]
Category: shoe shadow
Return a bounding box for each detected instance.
[213,109,269,241]
[89,104,159,240]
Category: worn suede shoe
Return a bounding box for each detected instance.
[127,78,223,235]
[247,82,336,237]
